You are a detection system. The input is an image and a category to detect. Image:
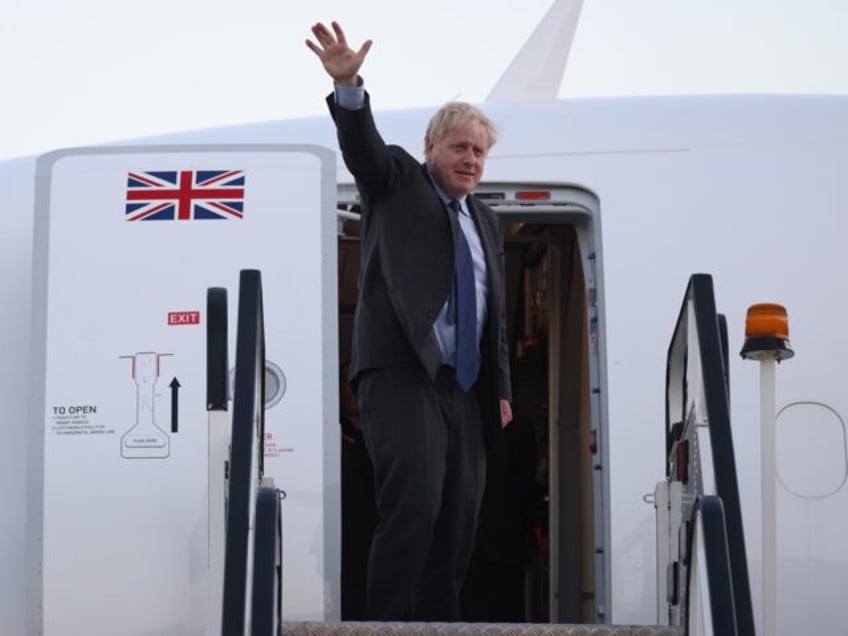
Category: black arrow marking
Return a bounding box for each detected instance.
[169,377,181,433]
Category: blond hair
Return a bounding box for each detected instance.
[424,102,498,151]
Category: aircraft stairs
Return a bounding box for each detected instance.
[219,273,748,636]
[207,271,285,635]
[652,273,756,635]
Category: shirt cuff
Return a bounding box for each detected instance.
[334,76,365,110]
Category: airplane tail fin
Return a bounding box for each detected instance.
[486,0,584,102]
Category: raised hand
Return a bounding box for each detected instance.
[306,21,373,87]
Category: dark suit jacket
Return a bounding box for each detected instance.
[328,93,512,438]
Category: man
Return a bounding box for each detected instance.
[307,21,512,621]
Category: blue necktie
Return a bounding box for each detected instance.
[449,199,480,391]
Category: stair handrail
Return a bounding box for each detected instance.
[220,269,273,635]
[664,274,755,635]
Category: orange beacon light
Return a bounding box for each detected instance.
[739,302,794,361]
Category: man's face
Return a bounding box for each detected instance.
[425,123,489,199]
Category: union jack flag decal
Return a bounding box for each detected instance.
[125,170,245,221]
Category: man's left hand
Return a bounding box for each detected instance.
[500,399,513,428]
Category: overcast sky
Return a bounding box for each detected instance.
[2,0,847,160]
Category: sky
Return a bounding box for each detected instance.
[2,0,848,161]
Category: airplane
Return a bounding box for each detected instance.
[3,0,848,633]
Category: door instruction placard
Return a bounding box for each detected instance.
[29,145,339,635]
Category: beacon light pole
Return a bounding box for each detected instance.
[740,303,794,636]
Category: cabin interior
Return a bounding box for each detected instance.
[335,185,601,623]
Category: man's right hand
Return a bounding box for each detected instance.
[306,21,373,87]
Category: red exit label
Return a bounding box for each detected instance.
[168,311,201,326]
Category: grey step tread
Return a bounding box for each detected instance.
[282,622,683,635]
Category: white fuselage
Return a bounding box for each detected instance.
[2,94,848,634]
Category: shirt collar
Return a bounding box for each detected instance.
[426,167,469,216]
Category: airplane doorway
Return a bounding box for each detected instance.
[335,183,607,624]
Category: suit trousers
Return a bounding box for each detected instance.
[356,365,486,621]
